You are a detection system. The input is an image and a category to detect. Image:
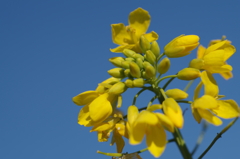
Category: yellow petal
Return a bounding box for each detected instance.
[155,113,175,132]
[72,91,99,106]
[91,122,112,132]
[203,50,225,67]
[220,71,233,80]
[193,82,203,100]
[127,105,139,126]
[89,93,113,123]
[212,100,240,119]
[197,108,222,126]
[110,44,135,53]
[205,41,226,54]
[197,45,206,59]
[111,23,130,45]
[222,44,236,61]
[191,107,202,123]
[128,8,150,38]
[78,104,95,127]
[163,98,184,128]
[201,71,219,97]
[129,121,146,145]
[146,125,167,158]
[113,130,125,153]
[193,95,218,109]
[144,31,159,42]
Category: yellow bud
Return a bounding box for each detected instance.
[125,79,134,88]
[135,58,143,69]
[139,35,151,53]
[145,50,156,65]
[109,57,125,67]
[189,59,204,69]
[129,62,141,78]
[145,65,156,78]
[108,82,127,95]
[157,57,170,74]
[165,89,188,100]
[147,104,162,111]
[164,35,200,58]
[151,41,160,57]
[108,68,125,78]
[124,69,131,77]
[123,49,136,57]
[177,68,201,80]
[121,61,131,69]
[133,53,144,61]
[125,57,135,62]
[142,61,152,69]
[133,78,145,87]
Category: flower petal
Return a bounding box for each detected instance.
[197,45,206,59]
[201,71,219,97]
[146,125,167,158]
[155,113,174,132]
[78,104,95,127]
[110,44,135,53]
[127,105,139,126]
[191,107,202,123]
[111,23,130,45]
[212,100,240,119]
[113,130,125,153]
[128,8,150,38]
[219,71,233,80]
[72,91,99,106]
[144,31,159,42]
[198,108,222,126]
[193,95,218,109]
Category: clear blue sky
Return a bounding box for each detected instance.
[1,1,240,159]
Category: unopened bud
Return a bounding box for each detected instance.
[121,61,131,69]
[123,49,136,57]
[108,82,127,95]
[133,53,144,61]
[145,65,156,78]
[109,57,125,67]
[151,41,160,57]
[145,50,156,65]
[157,57,170,74]
[147,104,162,111]
[189,59,204,69]
[165,89,188,100]
[125,57,135,62]
[142,61,152,69]
[177,68,201,80]
[125,79,134,88]
[129,62,141,78]
[133,78,145,87]
[108,68,125,78]
[135,58,143,69]
[124,69,131,77]
[139,35,151,53]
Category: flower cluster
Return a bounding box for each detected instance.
[73,8,240,158]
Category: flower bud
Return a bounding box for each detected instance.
[164,35,200,58]
[109,57,125,67]
[133,78,145,87]
[145,65,156,78]
[151,41,160,58]
[108,68,125,78]
[145,50,156,65]
[125,57,135,62]
[157,57,170,74]
[129,62,141,78]
[123,49,136,57]
[135,58,143,69]
[124,69,131,77]
[125,79,134,88]
[121,61,131,69]
[139,35,151,53]
[108,82,127,95]
[142,61,152,69]
[133,53,144,61]
[177,68,201,80]
[165,89,188,100]
[147,104,162,112]
[189,59,204,69]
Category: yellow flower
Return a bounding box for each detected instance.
[164,35,200,58]
[192,39,236,79]
[191,71,240,125]
[110,8,158,53]
[127,105,174,158]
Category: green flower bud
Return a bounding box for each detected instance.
[123,49,136,57]
[109,57,125,67]
[157,57,170,74]
[189,59,204,69]
[145,65,156,78]
[125,57,135,62]
[133,78,145,87]
[139,35,151,53]
[142,61,152,69]
[151,41,160,58]
[145,50,156,65]
[165,89,188,100]
[124,69,131,77]
[108,68,125,78]
[136,58,143,69]
[121,61,131,69]
[108,82,127,95]
[129,62,141,78]
[177,68,201,80]
[147,104,162,112]
[125,79,134,88]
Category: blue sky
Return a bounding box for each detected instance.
[1,1,240,159]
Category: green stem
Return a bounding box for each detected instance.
[156,75,177,85]
[162,76,176,90]
[198,117,238,159]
